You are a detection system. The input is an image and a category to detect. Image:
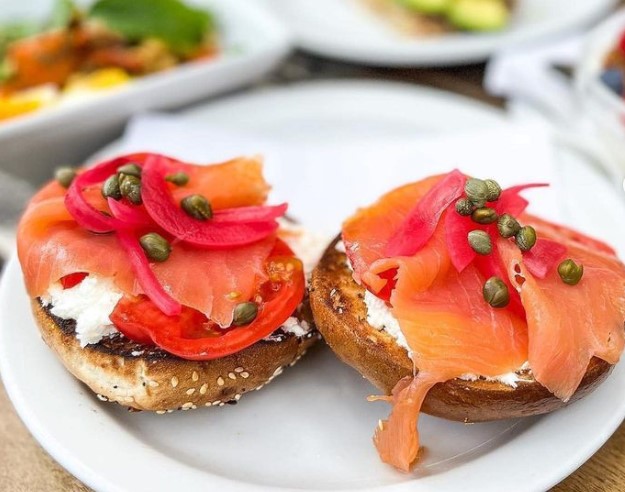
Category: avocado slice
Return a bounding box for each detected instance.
[447,0,509,32]
[395,0,451,15]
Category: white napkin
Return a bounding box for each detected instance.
[118,113,560,236]
[485,35,582,121]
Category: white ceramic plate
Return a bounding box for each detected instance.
[261,0,618,66]
[0,0,290,184]
[2,81,625,492]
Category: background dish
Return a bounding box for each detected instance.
[576,8,625,175]
[0,0,290,185]
[2,81,625,491]
[261,0,618,66]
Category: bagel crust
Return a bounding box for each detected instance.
[33,299,319,412]
[309,237,614,423]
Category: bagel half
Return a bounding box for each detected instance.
[309,237,613,423]
[33,298,319,412]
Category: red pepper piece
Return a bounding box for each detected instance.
[213,203,288,224]
[445,209,478,272]
[385,170,466,257]
[60,272,88,289]
[107,198,154,228]
[474,242,525,319]
[116,230,182,316]
[494,183,549,216]
[523,239,567,279]
[64,154,147,233]
[141,154,282,248]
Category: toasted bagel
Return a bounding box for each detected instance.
[309,237,613,423]
[33,299,319,412]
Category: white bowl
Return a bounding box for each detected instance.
[0,0,291,185]
[576,9,625,174]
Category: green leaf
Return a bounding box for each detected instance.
[49,0,77,30]
[88,0,214,56]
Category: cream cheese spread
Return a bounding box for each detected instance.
[42,276,123,347]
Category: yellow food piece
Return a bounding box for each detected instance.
[64,68,131,93]
[0,85,58,121]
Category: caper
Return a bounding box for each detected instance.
[471,207,498,225]
[139,233,171,262]
[117,163,142,177]
[558,259,584,286]
[515,226,537,252]
[465,178,489,207]
[455,198,474,216]
[484,179,502,202]
[119,174,142,205]
[55,167,76,188]
[483,276,510,308]
[101,174,122,200]
[165,172,189,186]
[181,194,213,220]
[232,301,258,326]
[468,230,492,255]
[497,214,521,238]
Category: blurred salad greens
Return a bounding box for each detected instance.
[0,0,215,59]
[90,0,215,56]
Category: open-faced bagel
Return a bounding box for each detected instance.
[309,237,612,423]
[33,299,319,412]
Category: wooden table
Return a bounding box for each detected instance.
[2,53,625,491]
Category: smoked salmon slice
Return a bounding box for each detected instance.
[499,217,625,401]
[17,156,275,326]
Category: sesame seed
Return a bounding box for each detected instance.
[234,394,241,401]
[167,409,174,413]
[273,367,283,377]
[182,402,193,410]
[156,410,166,415]
[200,383,208,395]
[218,402,225,407]
[234,367,244,373]
[241,371,250,379]
[148,380,159,388]
[205,402,211,407]
[96,394,108,401]
[228,372,236,380]
[186,388,196,395]
[192,371,199,382]
[171,376,179,388]
[217,376,225,386]
[213,400,221,406]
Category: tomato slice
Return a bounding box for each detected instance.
[110,296,212,346]
[109,240,305,360]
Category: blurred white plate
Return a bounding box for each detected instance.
[2,81,625,492]
[0,0,290,184]
[261,0,618,66]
